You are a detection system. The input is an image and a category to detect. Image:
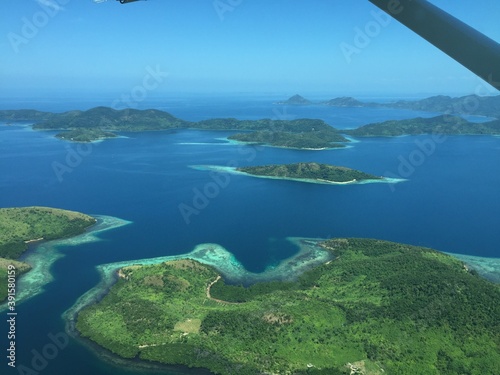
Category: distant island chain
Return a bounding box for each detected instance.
[2,94,500,148]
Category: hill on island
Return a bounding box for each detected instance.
[76,238,500,375]
[275,94,312,105]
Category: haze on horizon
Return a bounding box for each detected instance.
[2,0,500,100]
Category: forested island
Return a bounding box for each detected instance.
[76,238,500,375]
[344,115,500,137]
[228,130,346,150]
[237,162,383,184]
[0,207,96,301]
[196,118,348,149]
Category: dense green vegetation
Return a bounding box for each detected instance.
[0,207,96,301]
[0,206,96,259]
[345,115,500,137]
[76,239,500,375]
[56,128,118,142]
[238,163,382,183]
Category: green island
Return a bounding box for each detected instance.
[237,162,383,184]
[56,128,118,142]
[75,238,500,375]
[227,129,346,150]
[344,115,500,137]
[0,206,96,301]
[189,164,403,186]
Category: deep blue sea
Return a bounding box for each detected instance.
[1,95,500,374]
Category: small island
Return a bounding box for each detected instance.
[190,163,403,186]
[0,207,96,301]
[74,238,500,375]
[274,94,312,105]
[237,162,383,184]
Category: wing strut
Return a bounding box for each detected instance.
[369,0,500,91]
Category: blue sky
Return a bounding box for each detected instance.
[1,0,500,99]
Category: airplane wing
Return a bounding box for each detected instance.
[368,0,500,90]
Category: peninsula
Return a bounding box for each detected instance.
[75,238,500,375]
[0,207,96,301]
